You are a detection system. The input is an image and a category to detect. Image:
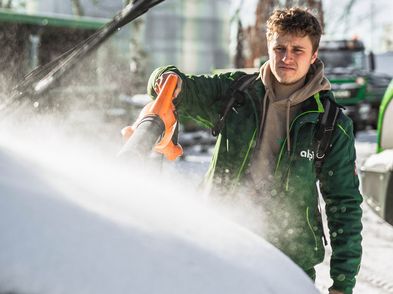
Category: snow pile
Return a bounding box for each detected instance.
[0,118,317,294]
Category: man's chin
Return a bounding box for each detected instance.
[276,77,301,85]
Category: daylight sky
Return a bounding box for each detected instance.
[231,0,393,53]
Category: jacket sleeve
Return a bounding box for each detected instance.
[318,115,363,294]
[146,65,245,128]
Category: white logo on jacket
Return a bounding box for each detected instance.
[300,149,315,161]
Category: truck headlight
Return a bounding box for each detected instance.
[334,90,351,98]
[356,77,366,85]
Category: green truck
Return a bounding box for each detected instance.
[318,39,391,133]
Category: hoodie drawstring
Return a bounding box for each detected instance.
[254,89,270,152]
[261,90,269,130]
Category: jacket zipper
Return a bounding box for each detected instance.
[306,207,319,252]
[285,168,290,191]
[235,90,266,182]
[234,128,257,184]
[233,90,262,187]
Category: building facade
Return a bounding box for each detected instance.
[145,0,231,74]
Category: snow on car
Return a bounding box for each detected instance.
[0,119,317,294]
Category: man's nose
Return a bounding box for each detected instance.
[282,50,293,62]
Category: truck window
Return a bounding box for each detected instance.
[318,50,366,70]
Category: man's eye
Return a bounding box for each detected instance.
[275,47,285,52]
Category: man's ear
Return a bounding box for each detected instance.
[311,49,318,64]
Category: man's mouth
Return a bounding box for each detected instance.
[278,65,296,71]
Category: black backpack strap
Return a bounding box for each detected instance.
[212,73,259,136]
[314,97,342,246]
[314,97,341,175]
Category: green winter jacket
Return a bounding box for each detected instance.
[147,65,363,294]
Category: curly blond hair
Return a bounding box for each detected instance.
[266,7,322,53]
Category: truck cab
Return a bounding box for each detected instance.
[318,39,391,133]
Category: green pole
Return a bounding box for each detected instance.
[377,79,393,153]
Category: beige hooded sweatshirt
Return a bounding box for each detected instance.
[249,58,331,191]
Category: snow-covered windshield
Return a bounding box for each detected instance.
[318,50,366,70]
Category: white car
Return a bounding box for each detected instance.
[0,125,318,294]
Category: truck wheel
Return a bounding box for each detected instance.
[385,175,393,226]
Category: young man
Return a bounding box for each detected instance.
[146,8,362,294]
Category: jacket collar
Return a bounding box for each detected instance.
[301,89,338,111]
[295,90,335,125]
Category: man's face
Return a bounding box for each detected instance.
[268,32,318,85]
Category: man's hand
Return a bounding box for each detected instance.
[121,72,182,143]
[329,289,344,294]
[154,72,182,98]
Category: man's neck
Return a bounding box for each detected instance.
[272,75,306,100]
